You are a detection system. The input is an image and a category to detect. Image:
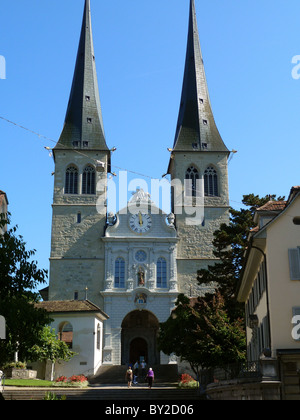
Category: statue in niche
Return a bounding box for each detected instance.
[137,266,145,286]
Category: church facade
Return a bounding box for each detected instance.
[101,190,178,366]
[43,0,230,377]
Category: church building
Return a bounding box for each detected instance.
[40,0,230,378]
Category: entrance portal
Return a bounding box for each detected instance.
[121,310,160,366]
[130,337,148,363]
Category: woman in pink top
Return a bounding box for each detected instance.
[146,368,154,389]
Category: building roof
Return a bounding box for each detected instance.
[54,0,110,154]
[171,0,229,155]
[35,300,109,320]
[287,186,300,205]
[256,201,287,212]
[252,200,287,232]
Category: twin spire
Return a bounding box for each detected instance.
[55,0,108,152]
[173,0,228,153]
[55,0,228,156]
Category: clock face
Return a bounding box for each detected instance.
[129,212,152,234]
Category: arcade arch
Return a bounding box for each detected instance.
[121,310,160,366]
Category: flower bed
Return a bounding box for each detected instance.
[178,373,198,388]
[54,375,88,388]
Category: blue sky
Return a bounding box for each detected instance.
[1,0,300,284]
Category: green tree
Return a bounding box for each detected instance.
[0,214,50,365]
[159,194,285,375]
[30,326,76,381]
[197,194,285,320]
[158,293,246,378]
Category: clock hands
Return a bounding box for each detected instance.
[129,213,152,233]
[138,212,143,226]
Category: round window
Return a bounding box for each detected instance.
[135,250,147,262]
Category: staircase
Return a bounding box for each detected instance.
[89,365,127,384]
[2,365,204,401]
[89,364,179,385]
[2,386,201,401]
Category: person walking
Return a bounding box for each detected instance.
[146,367,154,389]
[125,366,133,388]
[133,361,139,384]
[141,360,147,380]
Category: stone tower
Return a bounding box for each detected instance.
[167,0,230,296]
[48,0,111,306]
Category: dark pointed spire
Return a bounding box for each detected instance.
[172,0,229,153]
[55,0,109,152]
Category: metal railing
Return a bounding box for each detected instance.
[200,361,261,388]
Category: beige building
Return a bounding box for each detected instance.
[237,186,300,399]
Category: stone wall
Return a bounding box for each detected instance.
[4,369,37,380]
[206,379,281,400]
[48,150,108,305]
[169,151,230,296]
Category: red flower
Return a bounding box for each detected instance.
[68,375,88,383]
[56,376,67,383]
[179,374,195,384]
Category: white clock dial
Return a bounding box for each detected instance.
[129,212,152,234]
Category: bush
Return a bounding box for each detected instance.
[178,373,198,389]
[3,361,27,370]
[54,374,88,388]
[44,392,66,400]
[68,375,88,384]
[55,376,67,383]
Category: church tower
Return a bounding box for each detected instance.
[167,0,230,296]
[49,0,111,306]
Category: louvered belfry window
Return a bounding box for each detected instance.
[82,165,96,195]
[185,166,199,197]
[204,166,218,197]
[65,166,78,194]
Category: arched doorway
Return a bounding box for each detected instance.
[121,310,160,366]
[130,337,148,363]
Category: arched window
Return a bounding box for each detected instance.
[65,166,78,195]
[157,257,167,288]
[204,166,218,197]
[115,258,125,288]
[185,166,199,197]
[58,322,73,349]
[82,165,96,195]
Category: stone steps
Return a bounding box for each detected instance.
[2,386,200,401]
[89,364,179,384]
